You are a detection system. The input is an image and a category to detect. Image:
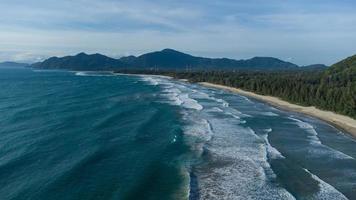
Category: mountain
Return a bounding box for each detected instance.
[320,54,356,90]
[325,54,356,76]
[31,53,128,70]
[299,64,328,70]
[317,54,356,117]
[119,49,299,70]
[32,49,305,71]
[0,62,29,68]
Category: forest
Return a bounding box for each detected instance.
[115,55,356,119]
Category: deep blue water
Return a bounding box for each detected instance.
[0,68,355,200]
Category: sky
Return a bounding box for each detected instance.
[0,0,355,65]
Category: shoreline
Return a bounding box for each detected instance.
[199,82,356,138]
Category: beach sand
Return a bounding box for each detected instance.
[199,82,356,138]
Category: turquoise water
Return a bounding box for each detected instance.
[0,68,355,200]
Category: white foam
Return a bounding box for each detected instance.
[156,80,296,199]
[288,117,321,144]
[182,117,214,158]
[214,98,229,107]
[183,118,213,141]
[225,111,241,119]
[192,91,210,99]
[140,76,159,85]
[140,76,204,111]
[75,72,87,76]
[180,94,203,111]
[209,107,224,113]
[303,169,348,200]
[261,111,279,117]
[195,117,295,199]
[172,135,177,143]
[262,129,285,159]
[264,128,273,133]
[241,95,252,103]
[190,90,230,108]
[288,117,354,160]
[74,71,114,76]
[161,88,183,106]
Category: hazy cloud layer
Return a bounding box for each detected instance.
[0,0,355,65]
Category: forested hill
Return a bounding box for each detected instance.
[325,54,356,76]
[115,54,356,119]
[31,53,127,70]
[32,49,302,70]
[119,49,299,70]
[318,55,356,117]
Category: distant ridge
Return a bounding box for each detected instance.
[31,53,127,70]
[0,62,29,68]
[119,48,299,70]
[32,49,321,71]
[300,64,328,70]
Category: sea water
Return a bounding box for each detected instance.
[0,68,355,200]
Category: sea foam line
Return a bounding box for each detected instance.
[75,71,117,77]
[288,116,355,160]
[262,128,285,160]
[141,76,204,111]
[194,116,294,199]
[261,111,279,117]
[288,117,321,145]
[303,169,348,200]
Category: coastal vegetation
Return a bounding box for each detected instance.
[31,49,354,118]
[115,55,356,119]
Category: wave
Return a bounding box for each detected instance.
[162,83,279,198]
[208,107,224,113]
[162,89,203,110]
[182,117,213,142]
[240,95,252,103]
[262,129,285,160]
[194,118,294,199]
[161,88,184,106]
[188,89,230,108]
[288,117,355,160]
[260,111,279,117]
[213,98,229,107]
[180,94,203,111]
[140,76,160,85]
[138,76,352,199]
[141,76,204,111]
[32,69,68,73]
[75,72,89,76]
[264,128,272,133]
[74,71,115,77]
[303,169,348,199]
[288,117,321,144]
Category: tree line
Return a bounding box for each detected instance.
[115,69,356,119]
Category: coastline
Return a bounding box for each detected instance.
[199,82,356,138]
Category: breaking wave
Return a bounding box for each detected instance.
[74,71,115,76]
[303,169,348,200]
[288,117,321,144]
[288,116,354,160]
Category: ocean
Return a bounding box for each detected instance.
[0,68,355,200]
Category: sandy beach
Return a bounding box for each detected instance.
[200,82,356,138]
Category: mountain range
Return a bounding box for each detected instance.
[0,62,29,68]
[31,49,327,71]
